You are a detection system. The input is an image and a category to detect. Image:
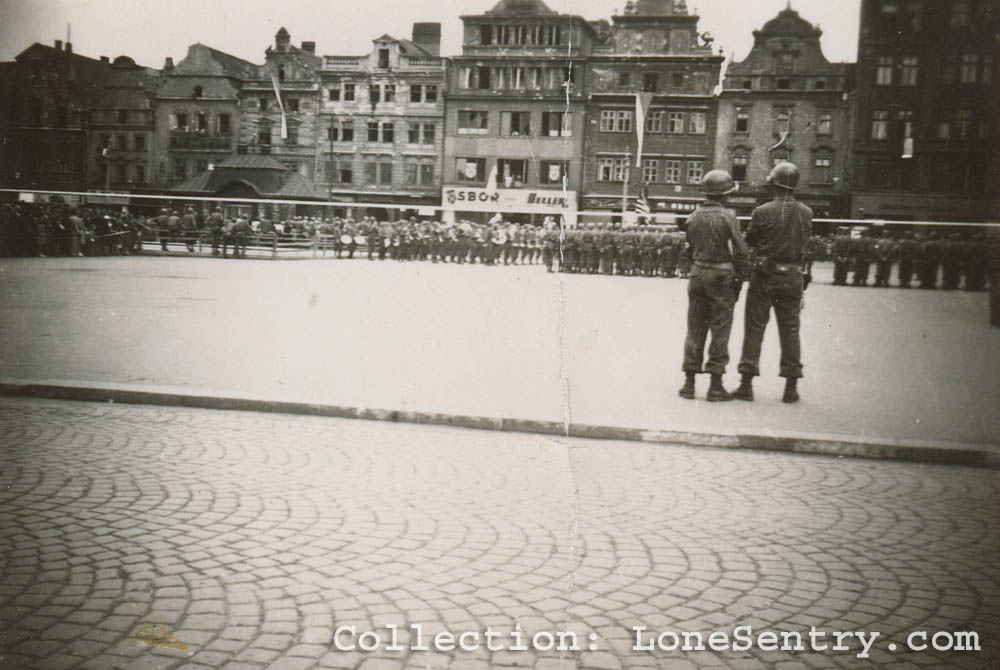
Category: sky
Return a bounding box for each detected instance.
[0,0,860,68]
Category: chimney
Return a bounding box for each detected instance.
[164,57,174,72]
[100,56,109,64]
[301,41,316,54]
[55,39,63,51]
[65,42,72,53]
[412,22,441,57]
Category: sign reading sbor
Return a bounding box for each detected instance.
[442,186,577,214]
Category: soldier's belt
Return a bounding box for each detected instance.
[694,260,735,271]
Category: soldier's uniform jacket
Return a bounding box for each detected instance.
[745,197,812,265]
[899,237,919,260]
[833,234,852,260]
[687,201,749,267]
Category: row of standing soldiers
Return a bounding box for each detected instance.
[0,202,145,257]
[831,228,990,291]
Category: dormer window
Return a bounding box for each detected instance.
[378,49,390,69]
[278,67,285,82]
[193,85,203,98]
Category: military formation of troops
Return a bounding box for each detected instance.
[829,227,990,291]
[0,201,145,257]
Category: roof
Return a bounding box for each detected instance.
[170,156,327,200]
[171,43,258,79]
[758,8,821,39]
[216,155,287,170]
[486,0,555,15]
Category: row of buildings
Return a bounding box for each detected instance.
[0,0,997,224]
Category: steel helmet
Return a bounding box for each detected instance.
[702,170,736,195]
[767,162,800,190]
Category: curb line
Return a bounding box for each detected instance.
[1,381,997,468]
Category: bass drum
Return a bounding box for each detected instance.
[354,235,368,246]
[340,234,353,245]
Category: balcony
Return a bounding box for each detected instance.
[402,56,444,70]
[169,131,232,150]
[323,56,364,70]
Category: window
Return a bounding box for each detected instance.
[542,111,571,137]
[330,120,353,142]
[410,84,423,103]
[257,124,271,149]
[456,157,486,183]
[956,110,973,139]
[97,135,110,156]
[900,56,918,85]
[642,73,658,92]
[736,110,749,133]
[481,25,493,45]
[117,109,127,123]
[404,161,419,186]
[134,134,145,150]
[776,78,791,90]
[382,85,395,103]
[597,157,628,182]
[218,114,231,135]
[197,112,208,132]
[378,49,390,69]
[871,110,890,139]
[420,162,434,186]
[458,110,489,135]
[667,112,685,134]
[173,159,187,181]
[278,67,285,82]
[115,163,127,183]
[951,1,969,27]
[876,56,893,85]
[961,54,978,83]
[618,72,631,87]
[477,66,492,89]
[672,72,685,87]
[941,54,958,84]
[329,86,341,101]
[642,158,658,183]
[175,113,188,131]
[117,134,128,151]
[984,55,993,84]
[365,159,378,185]
[500,111,531,136]
[937,119,951,139]
[195,159,208,174]
[368,121,379,142]
[259,98,269,112]
[663,160,681,184]
[425,85,437,102]
[814,79,826,90]
[379,159,392,185]
[287,98,300,112]
[422,123,435,145]
[540,160,568,185]
[689,112,706,134]
[343,83,355,101]
[646,110,664,133]
[327,156,353,184]
[741,79,752,89]
[817,113,832,135]
[686,160,704,184]
[286,124,298,145]
[369,86,380,106]
[813,155,832,183]
[408,123,421,144]
[732,155,748,182]
[382,122,394,143]
[135,165,145,183]
[773,109,790,134]
[498,158,528,187]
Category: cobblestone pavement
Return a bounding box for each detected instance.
[1,398,998,670]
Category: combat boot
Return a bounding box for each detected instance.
[707,374,733,402]
[782,378,800,404]
[678,373,696,400]
[732,375,754,401]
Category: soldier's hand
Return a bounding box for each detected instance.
[732,277,743,300]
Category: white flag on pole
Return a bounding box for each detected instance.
[635,92,654,168]
[270,69,288,139]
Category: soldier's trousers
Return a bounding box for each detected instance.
[942,263,960,290]
[875,261,892,286]
[920,262,938,288]
[833,260,849,284]
[737,268,804,379]
[543,246,556,271]
[683,266,738,375]
[600,249,614,274]
[898,259,913,286]
[853,261,870,284]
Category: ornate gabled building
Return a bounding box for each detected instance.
[87,56,159,192]
[0,40,112,193]
[583,0,724,221]
[153,43,256,187]
[238,28,322,182]
[318,24,445,218]
[851,0,997,222]
[715,6,854,219]
[443,0,594,224]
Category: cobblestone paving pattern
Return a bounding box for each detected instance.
[0,398,997,670]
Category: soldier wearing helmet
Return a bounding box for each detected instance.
[733,161,811,404]
[678,169,748,402]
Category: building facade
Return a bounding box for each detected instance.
[443,0,594,224]
[87,56,159,194]
[153,44,255,188]
[583,0,724,222]
[238,29,321,182]
[851,0,997,221]
[0,40,111,193]
[318,25,445,217]
[715,7,854,218]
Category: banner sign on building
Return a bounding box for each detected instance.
[442,186,577,214]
